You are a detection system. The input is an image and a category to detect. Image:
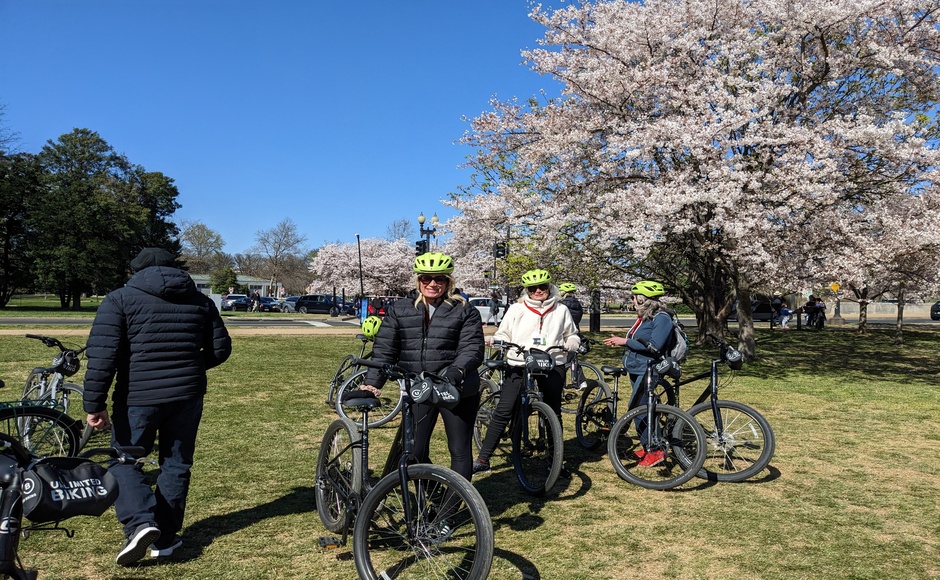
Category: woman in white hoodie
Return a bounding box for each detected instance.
[472,269,580,474]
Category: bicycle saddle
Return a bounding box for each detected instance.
[341,389,383,409]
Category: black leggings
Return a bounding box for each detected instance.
[411,390,481,481]
[477,365,564,463]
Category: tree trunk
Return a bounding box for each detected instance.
[734,286,757,360]
[894,288,905,347]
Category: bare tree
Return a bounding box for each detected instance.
[253,218,308,295]
[385,218,415,242]
[179,220,227,273]
[0,104,19,153]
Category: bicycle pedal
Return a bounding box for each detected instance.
[319,536,345,549]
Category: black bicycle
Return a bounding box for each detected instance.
[576,338,707,490]
[472,340,564,496]
[315,359,494,579]
[0,432,145,579]
[663,333,775,482]
[0,380,82,458]
[327,335,404,429]
[560,335,608,415]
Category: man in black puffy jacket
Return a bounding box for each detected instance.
[83,247,232,566]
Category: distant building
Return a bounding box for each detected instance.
[188,274,277,297]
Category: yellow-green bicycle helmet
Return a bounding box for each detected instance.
[413,252,454,274]
[361,316,382,340]
[521,269,552,287]
[631,280,665,298]
[558,282,577,293]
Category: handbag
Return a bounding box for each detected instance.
[21,456,119,523]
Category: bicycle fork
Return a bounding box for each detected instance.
[0,471,24,577]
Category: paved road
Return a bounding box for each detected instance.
[2,314,934,329]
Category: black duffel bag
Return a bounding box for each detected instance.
[21,456,119,523]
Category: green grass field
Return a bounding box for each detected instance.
[0,325,937,579]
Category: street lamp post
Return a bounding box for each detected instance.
[356,234,365,321]
[417,212,439,253]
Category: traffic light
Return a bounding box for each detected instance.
[415,239,428,256]
[493,242,507,258]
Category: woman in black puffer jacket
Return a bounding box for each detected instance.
[362,252,484,481]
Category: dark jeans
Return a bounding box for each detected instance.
[412,391,481,481]
[110,396,204,538]
[477,365,564,463]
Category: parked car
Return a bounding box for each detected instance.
[728,298,775,322]
[258,296,280,312]
[295,294,341,315]
[280,296,300,313]
[229,296,253,312]
[221,294,248,311]
[469,297,504,324]
[931,300,940,321]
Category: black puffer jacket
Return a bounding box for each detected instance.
[559,295,584,328]
[83,266,232,412]
[365,297,484,397]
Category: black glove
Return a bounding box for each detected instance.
[443,366,464,387]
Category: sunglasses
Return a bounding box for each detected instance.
[418,274,449,285]
[526,283,551,292]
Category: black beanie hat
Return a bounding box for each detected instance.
[131,248,176,272]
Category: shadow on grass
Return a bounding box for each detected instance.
[138,485,316,564]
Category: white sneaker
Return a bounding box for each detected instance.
[117,525,161,566]
[150,535,183,558]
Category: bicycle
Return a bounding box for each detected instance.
[659,333,775,482]
[560,335,608,415]
[21,335,95,449]
[0,381,82,458]
[472,340,565,496]
[575,339,707,490]
[315,359,494,579]
[0,431,145,579]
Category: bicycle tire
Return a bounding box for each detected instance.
[352,463,494,579]
[607,404,706,490]
[23,370,95,451]
[575,381,614,451]
[512,400,563,496]
[472,391,500,455]
[328,354,357,404]
[315,418,362,533]
[0,405,81,457]
[335,370,404,429]
[561,361,606,414]
[685,400,775,482]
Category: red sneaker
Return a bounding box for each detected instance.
[637,449,665,467]
[633,448,647,459]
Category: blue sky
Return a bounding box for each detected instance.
[0,1,557,254]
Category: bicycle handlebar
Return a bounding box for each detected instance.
[79,445,153,465]
[352,358,415,382]
[25,334,87,354]
[490,340,568,355]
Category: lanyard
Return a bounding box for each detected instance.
[524,302,556,332]
[627,317,642,339]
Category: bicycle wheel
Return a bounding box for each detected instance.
[328,354,357,405]
[472,391,502,455]
[22,368,50,401]
[561,362,606,414]
[58,383,96,450]
[0,405,81,457]
[315,418,362,533]
[512,400,563,496]
[685,400,775,482]
[335,371,404,429]
[607,404,706,490]
[575,381,614,451]
[352,464,493,579]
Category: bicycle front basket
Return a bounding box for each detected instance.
[22,456,118,523]
[524,349,555,375]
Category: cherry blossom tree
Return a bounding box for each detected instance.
[459,0,940,357]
